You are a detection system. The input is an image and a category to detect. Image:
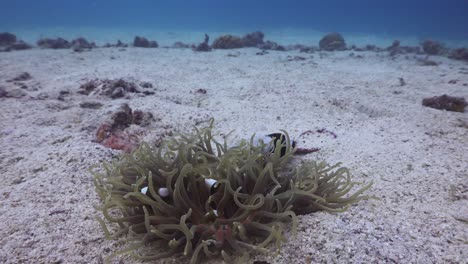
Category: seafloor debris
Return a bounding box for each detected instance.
[422,39,444,55]
[103,40,128,48]
[95,104,154,152]
[258,40,286,51]
[422,94,467,112]
[0,32,16,46]
[78,78,143,98]
[418,58,439,66]
[386,40,421,56]
[241,31,265,47]
[71,37,96,52]
[92,119,373,263]
[79,101,103,109]
[7,72,32,82]
[212,34,243,49]
[193,34,212,52]
[172,41,191,49]
[0,86,27,98]
[0,32,32,51]
[133,36,159,48]
[37,37,72,49]
[449,48,468,62]
[319,32,346,51]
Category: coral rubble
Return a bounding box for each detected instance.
[0,32,32,51]
[241,31,265,47]
[37,38,72,49]
[258,40,286,51]
[212,35,243,49]
[133,36,159,48]
[449,48,468,62]
[422,95,467,112]
[71,37,97,52]
[78,78,143,98]
[319,32,346,51]
[193,34,212,52]
[422,40,444,55]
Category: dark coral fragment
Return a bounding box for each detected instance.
[0,32,16,46]
[95,104,154,152]
[212,35,243,49]
[71,37,97,52]
[422,40,444,55]
[422,94,467,112]
[258,40,286,51]
[193,34,212,52]
[319,32,346,51]
[78,78,141,98]
[134,36,159,48]
[241,31,265,47]
[449,48,468,62]
[37,37,71,49]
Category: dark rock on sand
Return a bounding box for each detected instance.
[95,103,154,152]
[449,48,468,62]
[5,41,32,51]
[422,40,444,55]
[78,78,140,98]
[193,34,212,52]
[103,40,128,48]
[422,95,467,112]
[241,31,265,47]
[133,36,158,48]
[139,82,153,88]
[79,102,103,109]
[172,42,191,49]
[0,33,32,52]
[387,40,421,56]
[258,40,286,51]
[7,72,32,82]
[37,38,71,49]
[0,87,27,98]
[0,32,17,46]
[212,35,243,49]
[319,32,346,51]
[71,37,96,52]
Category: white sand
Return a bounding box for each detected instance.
[0,46,467,263]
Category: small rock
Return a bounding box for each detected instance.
[319,32,346,51]
[133,36,158,48]
[8,72,32,82]
[422,94,467,112]
[212,35,243,49]
[111,87,125,99]
[241,31,265,47]
[79,102,103,109]
[193,34,212,52]
[258,40,286,51]
[37,38,71,49]
[0,32,16,46]
[172,41,190,49]
[140,82,153,88]
[5,89,27,98]
[422,40,444,55]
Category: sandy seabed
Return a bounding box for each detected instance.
[0,46,467,264]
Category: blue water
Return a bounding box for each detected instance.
[1,0,467,42]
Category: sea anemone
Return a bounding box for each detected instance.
[93,119,373,263]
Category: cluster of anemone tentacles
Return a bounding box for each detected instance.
[93,119,373,263]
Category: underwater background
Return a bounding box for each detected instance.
[1,0,467,46]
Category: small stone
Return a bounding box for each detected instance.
[79,102,103,109]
